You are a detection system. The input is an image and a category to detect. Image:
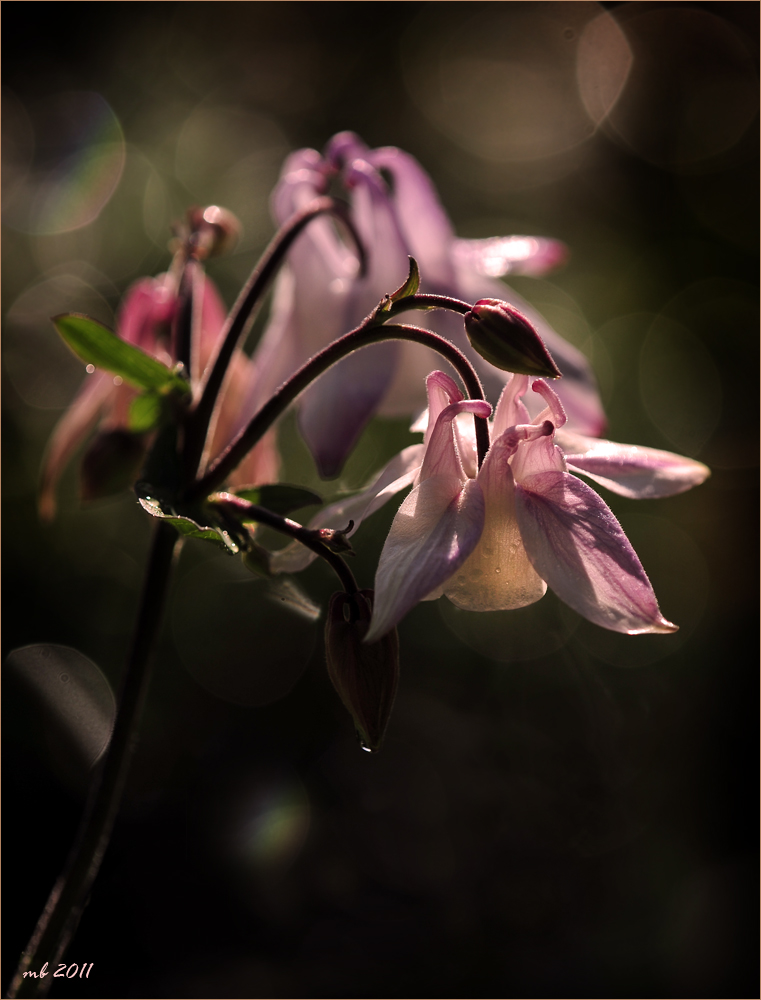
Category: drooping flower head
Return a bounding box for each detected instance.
[365,371,710,640]
[244,132,606,478]
[262,366,708,638]
[40,226,277,519]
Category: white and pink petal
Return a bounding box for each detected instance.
[515,470,678,635]
[555,430,711,499]
[367,474,485,642]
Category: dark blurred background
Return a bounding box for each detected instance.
[3,2,758,997]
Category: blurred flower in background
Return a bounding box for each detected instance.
[2,3,757,998]
[246,130,604,478]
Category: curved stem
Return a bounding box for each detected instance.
[183,197,365,479]
[213,493,359,595]
[171,257,199,376]
[382,292,472,321]
[7,521,180,999]
[186,322,490,502]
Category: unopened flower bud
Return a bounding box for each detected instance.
[325,589,399,753]
[80,429,146,503]
[464,298,562,378]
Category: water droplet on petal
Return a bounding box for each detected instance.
[357,732,378,753]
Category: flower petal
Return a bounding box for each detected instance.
[422,371,462,447]
[116,274,176,351]
[365,146,457,289]
[444,436,547,612]
[492,374,531,440]
[192,272,229,385]
[515,471,677,634]
[270,444,425,574]
[420,399,492,483]
[452,236,568,278]
[39,370,113,520]
[555,430,711,499]
[298,340,401,479]
[367,475,485,642]
[296,157,415,478]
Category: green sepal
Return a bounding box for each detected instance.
[388,256,420,304]
[376,257,421,316]
[52,313,190,396]
[136,484,242,554]
[227,484,322,516]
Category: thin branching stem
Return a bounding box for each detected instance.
[187,321,490,502]
[212,493,359,595]
[183,197,365,479]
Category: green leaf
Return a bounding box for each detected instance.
[128,392,164,433]
[229,483,322,515]
[136,486,241,554]
[52,313,189,395]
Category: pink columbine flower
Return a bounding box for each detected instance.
[266,370,708,636]
[364,372,710,640]
[243,132,605,478]
[40,270,277,519]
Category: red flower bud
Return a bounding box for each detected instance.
[464,298,562,378]
[325,589,399,752]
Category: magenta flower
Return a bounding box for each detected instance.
[244,132,605,478]
[363,371,709,640]
[40,269,278,519]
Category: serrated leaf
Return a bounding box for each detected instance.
[137,487,240,553]
[128,391,164,433]
[230,483,322,516]
[53,313,189,395]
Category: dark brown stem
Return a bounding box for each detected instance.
[213,494,359,595]
[382,293,472,320]
[7,522,180,999]
[186,322,490,502]
[183,197,365,479]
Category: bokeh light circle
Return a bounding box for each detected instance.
[603,7,758,169]
[4,269,116,410]
[4,91,126,235]
[403,2,630,164]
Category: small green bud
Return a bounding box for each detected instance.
[325,589,400,753]
[464,298,562,378]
